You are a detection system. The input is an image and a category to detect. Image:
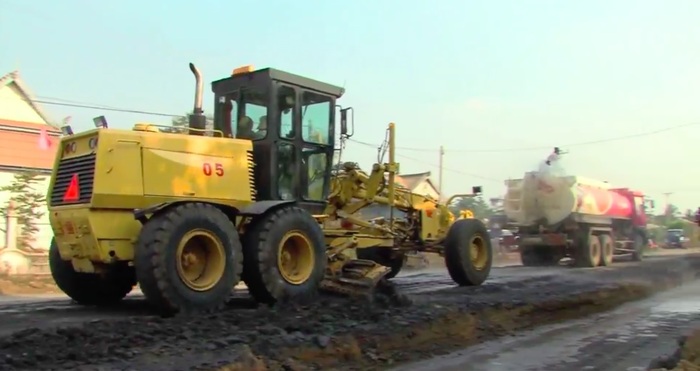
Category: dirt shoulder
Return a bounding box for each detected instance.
[0,275,61,296]
[649,328,700,370]
[0,255,699,371]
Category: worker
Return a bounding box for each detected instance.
[253,115,267,139]
[695,207,700,227]
[237,116,255,139]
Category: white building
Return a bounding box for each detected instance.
[0,70,60,255]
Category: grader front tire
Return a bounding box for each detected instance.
[134,203,243,316]
[242,206,327,305]
[444,219,493,286]
[49,238,134,306]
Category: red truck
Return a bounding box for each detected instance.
[503,172,649,267]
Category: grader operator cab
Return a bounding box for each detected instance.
[47,63,494,316]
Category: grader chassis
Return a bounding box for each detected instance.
[47,63,493,316]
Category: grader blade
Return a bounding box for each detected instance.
[320,259,392,297]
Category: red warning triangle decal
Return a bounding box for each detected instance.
[63,174,80,202]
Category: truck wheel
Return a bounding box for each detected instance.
[356,247,403,279]
[575,233,601,268]
[134,203,243,316]
[49,238,134,306]
[598,234,614,266]
[631,233,645,261]
[444,219,493,286]
[242,206,327,305]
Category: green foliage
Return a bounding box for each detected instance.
[647,203,700,244]
[449,195,494,220]
[169,112,214,132]
[0,171,47,251]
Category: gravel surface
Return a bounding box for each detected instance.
[0,254,698,371]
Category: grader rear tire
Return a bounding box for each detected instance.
[49,238,134,306]
[444,219,492,286]
[599,234,614,266]
[134,203,243,316]
[242,206,327,305]
[575,233,601,268]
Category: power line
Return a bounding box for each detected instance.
[347,139,502,182]
[12,96,698,157]
[349,121,700,154]
[30,99,182,118]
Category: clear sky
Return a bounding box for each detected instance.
[2,0,700,212]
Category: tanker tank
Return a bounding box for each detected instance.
[503,149,648,268]
[504,173,634,227]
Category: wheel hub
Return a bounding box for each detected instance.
[176,230,226,292]
[277,231,315,285]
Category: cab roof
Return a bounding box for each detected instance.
[211,67,345,98]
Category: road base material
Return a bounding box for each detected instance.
[0,255,699,370]
[649,329,700,371]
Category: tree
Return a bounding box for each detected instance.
[0,171,47,252]
[449,195,494,220]
[168,112,214,133]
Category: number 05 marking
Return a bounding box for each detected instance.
[203,163,224,177]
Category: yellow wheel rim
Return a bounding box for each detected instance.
[470,235,488,271]
[277,231,315,285]
[175,229,227,292]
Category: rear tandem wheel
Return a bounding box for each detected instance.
[444,218,493,286]
[574,232,601,268]
[598,234,614,266]
[242,206,327,305]
[134,202,244,316]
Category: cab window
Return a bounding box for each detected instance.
[238,89,267,140]
[217,95,238,138]
[303,148,327,201]
[301,92,331,145]
[277,142,296,200]
[277,86,295,139]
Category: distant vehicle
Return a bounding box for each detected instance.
[499,230,520,253]
[504,172,648,267]
[664,229,687,249]
[488,229,519,254]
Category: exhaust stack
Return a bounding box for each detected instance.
[188,63,206,135]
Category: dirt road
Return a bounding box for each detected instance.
[0,254,698,370]
[395,278,700,371]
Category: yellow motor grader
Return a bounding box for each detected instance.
[46,63,493,315]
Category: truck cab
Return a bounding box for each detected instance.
[210,66,345,214]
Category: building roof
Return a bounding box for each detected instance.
[396,171,432,189]
[0,71,54,127]
[0,119,60,170]
[0,71,60,170]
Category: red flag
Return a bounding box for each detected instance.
[38,127,52,150]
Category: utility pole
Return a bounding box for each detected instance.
[438,145,445,202]
[663,192,673,216]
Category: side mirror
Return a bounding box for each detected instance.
[472,186,483,195]
[340,108,349,136]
